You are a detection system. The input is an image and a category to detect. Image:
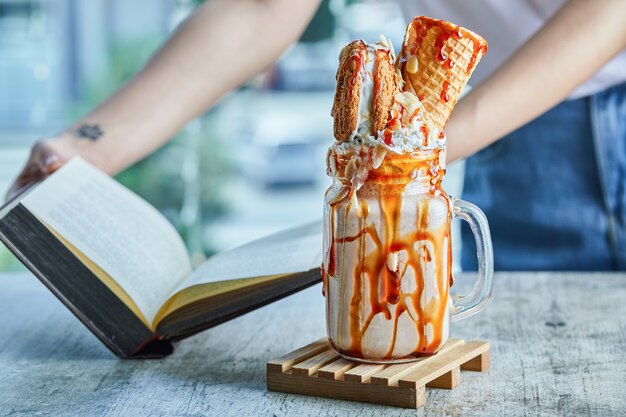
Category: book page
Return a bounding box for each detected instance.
[51,230,152,328]
[173,221,322,294]
[21,158,192,324]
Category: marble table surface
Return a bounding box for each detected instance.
[1,271,625,417]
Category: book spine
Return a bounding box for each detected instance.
[130,334,174,358]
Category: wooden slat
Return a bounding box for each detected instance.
[398,341,490,388]
[426,366,460,389]
[370,338,465,386]
[317,358,354,379]
[267,370,426,409]
[267,339,329,373]
[461,349,490,371]
[343,363,386,383]
[291,349,340,376]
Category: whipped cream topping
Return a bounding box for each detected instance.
[331,37,447,192]
[347,39,446,155]
[350,91,445,154]
[327,141,387,194]
[381,92,445,152]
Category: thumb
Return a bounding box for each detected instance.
[37,153,63,175]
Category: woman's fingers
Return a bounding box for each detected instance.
[4,140,69,203]
[33,142,65,175]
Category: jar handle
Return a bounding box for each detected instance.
[450,198,494,321]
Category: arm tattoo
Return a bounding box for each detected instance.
[75,124,103,141]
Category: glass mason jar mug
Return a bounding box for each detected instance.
[322,149,493,363]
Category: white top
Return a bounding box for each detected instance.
[399,0,626,99]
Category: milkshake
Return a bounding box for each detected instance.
[323,17,493,362]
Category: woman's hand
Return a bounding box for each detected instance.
[5,137,80,202]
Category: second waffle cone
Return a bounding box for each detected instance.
[399,16,487,131]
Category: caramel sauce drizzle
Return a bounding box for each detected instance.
[467,38,488,74]
[441,72,451,103]
[420,125,430,147]
[325,151,454,360]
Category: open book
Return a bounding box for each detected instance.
[0,158,322,358]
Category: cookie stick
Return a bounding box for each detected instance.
[332,40,398,141]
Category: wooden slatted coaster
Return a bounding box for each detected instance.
[267,338,490,409]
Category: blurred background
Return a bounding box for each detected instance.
[0,0,465,272]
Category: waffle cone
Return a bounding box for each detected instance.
[399,16,487,131]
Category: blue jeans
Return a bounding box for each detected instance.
[461,82,626,271]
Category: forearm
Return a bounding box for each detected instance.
[58,0,320,174]
[446,0,626,162]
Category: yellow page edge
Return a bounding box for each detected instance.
[45,225,152,329]
[153,274,288,327]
